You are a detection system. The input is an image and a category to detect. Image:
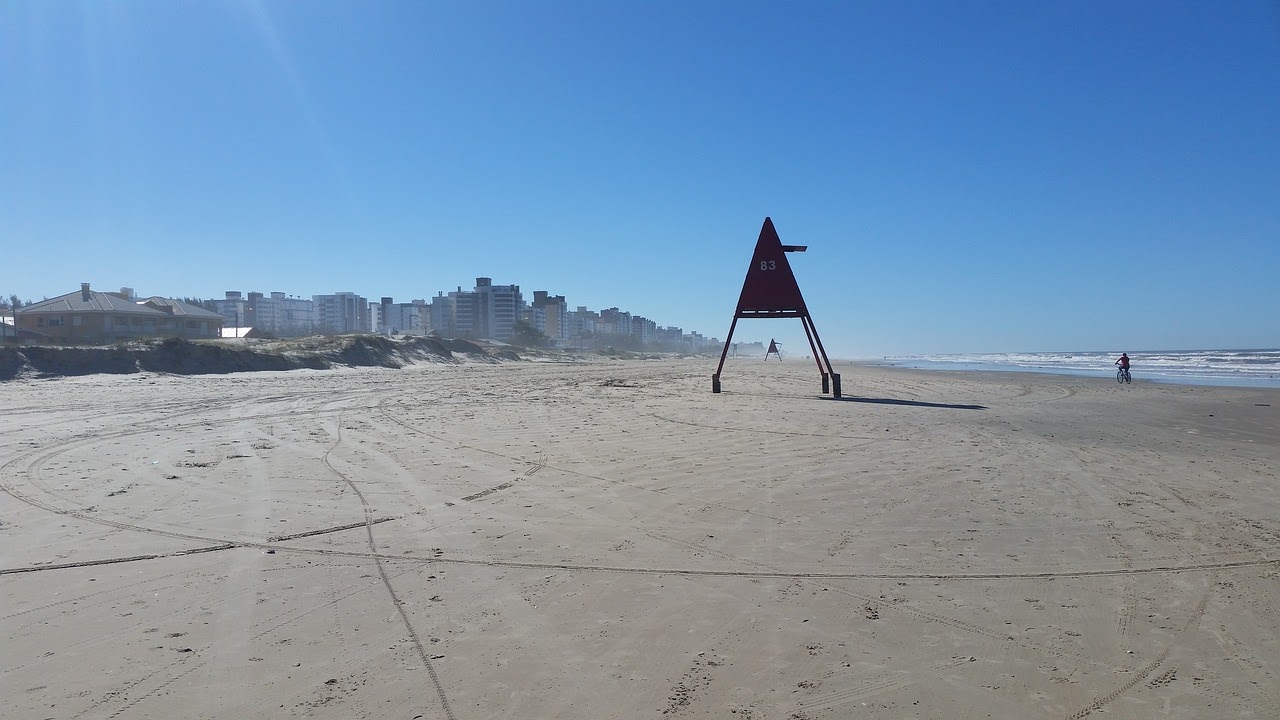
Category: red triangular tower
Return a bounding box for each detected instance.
[737,218,807,314]
[713,218,839,397]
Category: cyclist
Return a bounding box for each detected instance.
[1115,353,1130,378]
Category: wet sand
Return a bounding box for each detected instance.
[2,357,1278,719]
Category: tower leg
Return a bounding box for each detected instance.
[801,313,838,395]
[832,373,841,399]
[712,317,740,394]
[800,316,823,376]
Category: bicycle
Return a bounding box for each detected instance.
[1116,367,1131,384]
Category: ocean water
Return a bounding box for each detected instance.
[874,349,1280,389]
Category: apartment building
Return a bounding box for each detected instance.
[598,307,632,338]
[528,291,569,345]
[630,315,657,346]
[656,326,684,347]
[215,291,316,337]
[447,287,479,338]
[377,297,429,335]
[429,292,456,337]
[566,306,598,347]
[213,292,248,330]
[313,292,371,334]
[474,277,523,342]
[432,278,523,341]
[249,292,316,337]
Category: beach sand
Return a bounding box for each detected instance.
[2,357,1277,719]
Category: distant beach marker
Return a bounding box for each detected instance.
[712,217,839,397]
[766,339,782,361]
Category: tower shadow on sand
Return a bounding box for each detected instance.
[821,395,987,410]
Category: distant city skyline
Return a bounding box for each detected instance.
[4,3,1276,356]
[171,276,728,347]
[4,273,817,357]
[4,279,739,352]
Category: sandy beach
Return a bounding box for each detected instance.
[2,357,1277,719]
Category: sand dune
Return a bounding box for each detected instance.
[2,358,1277,719]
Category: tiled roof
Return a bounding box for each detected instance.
[19,290,168,316]
[140,297,224,319]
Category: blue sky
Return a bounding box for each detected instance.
[3,1,1277,356]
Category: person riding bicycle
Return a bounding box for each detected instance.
[1115,353,1130,374]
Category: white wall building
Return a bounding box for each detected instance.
[314,292,371,334]
[378,297,429,335]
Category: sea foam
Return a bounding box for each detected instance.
[881,349,1280,388]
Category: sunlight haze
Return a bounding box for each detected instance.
[3,2,1277,356]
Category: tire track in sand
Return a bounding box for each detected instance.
[320,409,457,720]
[1062,583,1212,719]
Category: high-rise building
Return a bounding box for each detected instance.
[378,297,393,334]
[213,291,248,330]
[565,306,599,349]
[214,291,315,337]
[449,286,479,338]
[474,277,523,342]
[528,290,569,345]
[430,291,456,337]
[262,293,315,336]
[377,297,429,335]
[656,325,685,348]
[631,315,657,345]
[313,292,371,334]
[599,307,632,338]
